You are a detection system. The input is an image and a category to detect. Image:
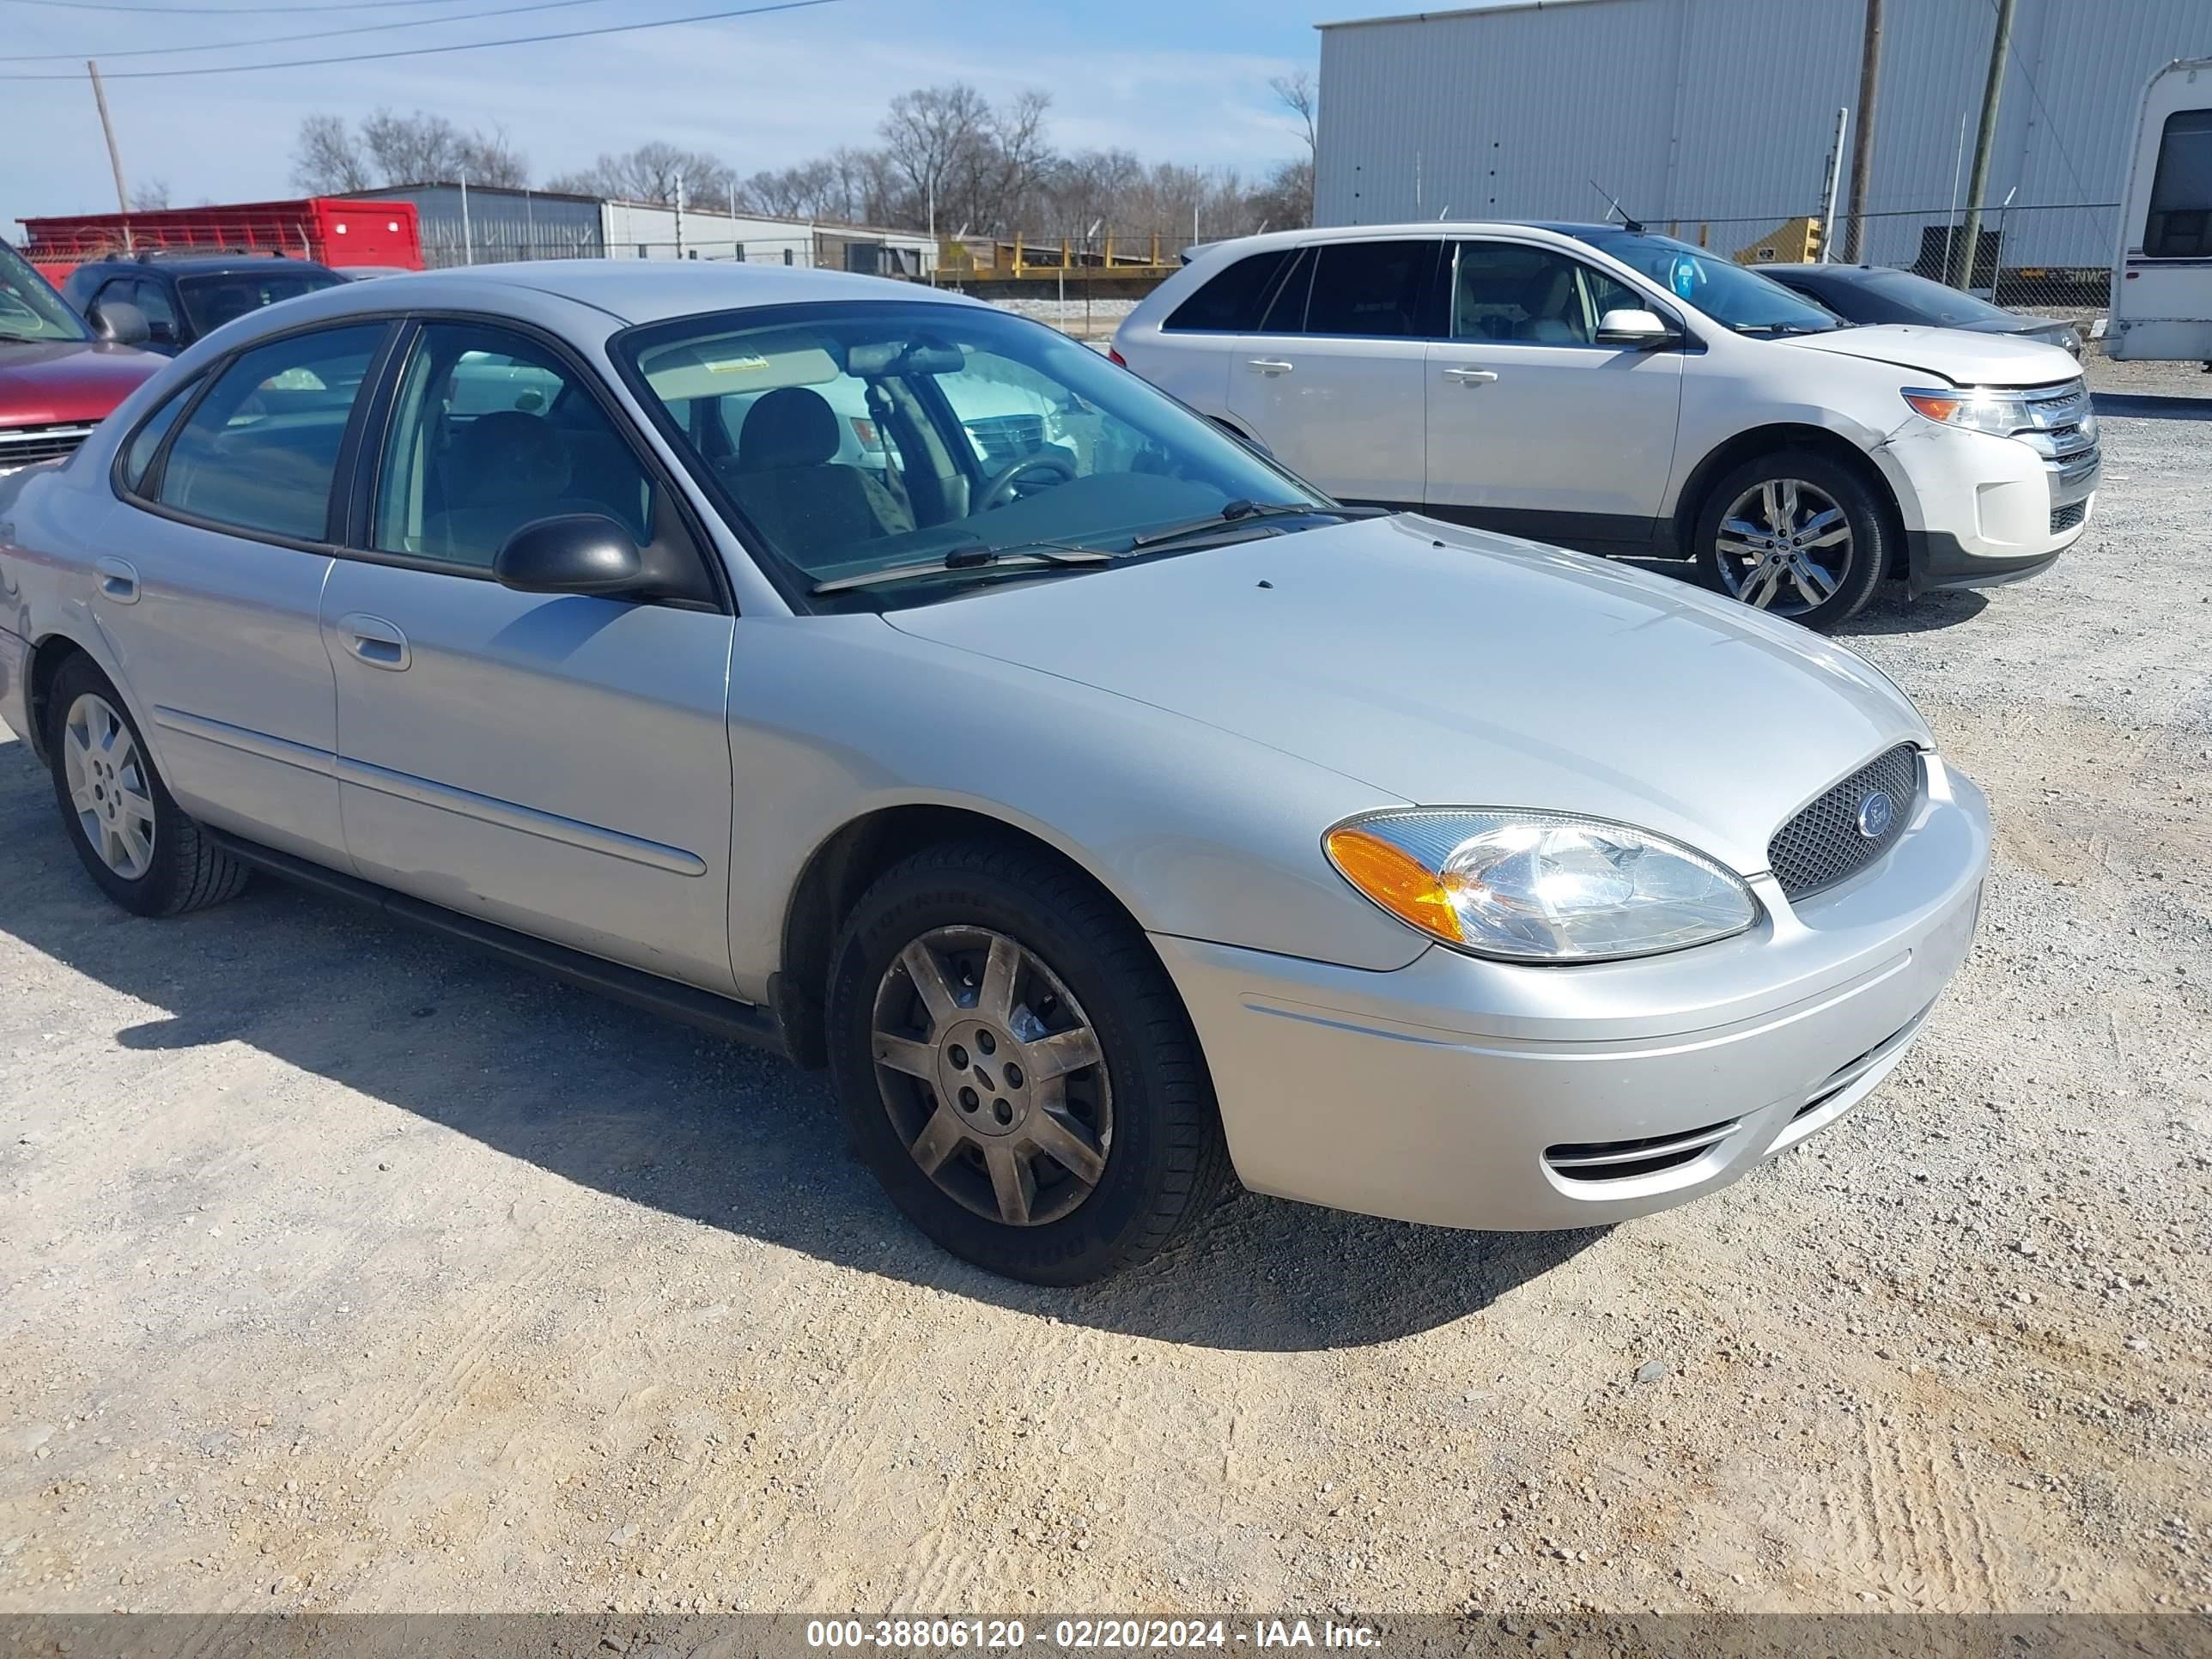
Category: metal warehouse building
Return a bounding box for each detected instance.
[1316,0,2212,271]
[341,184,933,276]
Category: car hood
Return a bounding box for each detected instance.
[882,515,1931,878]
[0,339,162,426]
[1778,324,2078,387]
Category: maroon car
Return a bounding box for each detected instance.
[1,236,161,475]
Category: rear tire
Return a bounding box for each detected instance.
[1692,447,1887,630]
[825,839,1230,1285]
[44,655,249,919]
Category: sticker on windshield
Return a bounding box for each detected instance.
[706,353,774,374]
[1669,256,1699,298]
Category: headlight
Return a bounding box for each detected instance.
[1902,386,2038,439]
[1324,810,1759,963]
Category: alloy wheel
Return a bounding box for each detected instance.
[61,693,156,881]
[869,925,1113,1228]
[1714,477,1854,616]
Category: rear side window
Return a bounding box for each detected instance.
[154,324,383,542]
[2146,109,2212,258]
[1303,240,1445,338]
[1164,248,1293,332]
[120,375,199,492]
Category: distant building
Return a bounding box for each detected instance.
[1316,0,2212,270]
[340,183,934,276]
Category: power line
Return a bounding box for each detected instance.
[7,0,510,14]
[3,0,605,61]
[0,0,845,77]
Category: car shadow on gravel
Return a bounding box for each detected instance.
[0,741,1596,1352]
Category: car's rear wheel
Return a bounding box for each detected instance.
[1693,448,1887,630]
[44,655,248,918]
[825,839,1230,1285]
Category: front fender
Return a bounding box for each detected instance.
[722,614,1430,1002]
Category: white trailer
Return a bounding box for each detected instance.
[2111,57,2212,366]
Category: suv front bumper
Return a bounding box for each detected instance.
[1890,420,2098,597]
[1153,763,1990,1232]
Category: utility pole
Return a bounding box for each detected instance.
[87,60,131,219]
[675,173,686,260]
[1841,0,1882,263]
[459,169,473,265]
[1954,0,2017,290]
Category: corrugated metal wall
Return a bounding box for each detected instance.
[1316,0,2212,267]
[348,185,603,267]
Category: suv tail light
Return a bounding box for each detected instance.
[1108,347,1127,368]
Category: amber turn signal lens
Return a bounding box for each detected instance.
[1323,826,1465,945]
[1903,391,1962,423]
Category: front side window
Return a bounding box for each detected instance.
[1302,240,1444,338]
[621,301,1329,606]
[1450,242,1644,344]
[175,268,344,338]
[372,322,656,568]
[1568,229,1838,337]
[2146,109,2212,259]
[154,324,384,541]
[0,240,90,345]
[1165,248,1294,332]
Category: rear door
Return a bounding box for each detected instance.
[320,318,741,992]
[96,319,392,865]
[1424,238,1683,548]
[1224,237,1443,505]
[1126,245,1299,419]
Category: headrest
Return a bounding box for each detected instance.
[456,410,569,504]
[738,386,842,471]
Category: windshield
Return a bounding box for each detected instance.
[620,300,1333,607]
[1796,266,2012,329]
[0,240,92,346]
[176,269,343,337]
[1571,229,1841,337]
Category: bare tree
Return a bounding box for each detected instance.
[1271,69,1317,158]
[547,142,734,205]
[290,113,373,193]
[129,179,172,211]
[879,83,992,233]
[1268,69,1318,225]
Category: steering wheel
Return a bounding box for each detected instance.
[975,453,1076,512]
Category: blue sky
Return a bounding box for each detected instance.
[0,0,1333,223]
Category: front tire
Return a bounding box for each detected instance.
[1693,448,1887,630]
[825,840,1230,1285]
[44,655,249,918]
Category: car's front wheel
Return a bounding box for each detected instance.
[43,654,249,918]
[1693,448,1887,630]
[825,840,1230,1285]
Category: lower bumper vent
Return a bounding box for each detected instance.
[1545,1118,1740,1183]
[2050,501,2087,534]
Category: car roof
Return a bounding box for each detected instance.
[265,259,981,326]
[77,252,342,276]
[1182,221,1656,264]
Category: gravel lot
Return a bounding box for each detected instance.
[1,355,2208,1620]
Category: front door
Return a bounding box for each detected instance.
[1425,239,1684,549]
[1224,238,1443,506]
[94,320,391,864]
[322,319,739,992]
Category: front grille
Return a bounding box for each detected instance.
[1546,1117,1741,1183]
[2051,501,2087,533]
[0,422,97,469]
[963,414,1048,468]
[1766,744,1922,900]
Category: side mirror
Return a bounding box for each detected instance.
[1595,307,1682,349]
[493,514,646,597]
[88,300,150,348]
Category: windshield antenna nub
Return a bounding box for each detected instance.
[1589,179,1644,234]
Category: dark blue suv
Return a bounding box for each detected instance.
[59,251,344,356]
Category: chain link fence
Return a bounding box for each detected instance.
[1662,202,2118,319]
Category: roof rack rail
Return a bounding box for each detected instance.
[131,246,291,263]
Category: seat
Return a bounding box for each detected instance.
[728,386,904,563]
[1515,266,1584,343]
[421,410,598,566]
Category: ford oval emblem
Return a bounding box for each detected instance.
[1856,790,1895,841]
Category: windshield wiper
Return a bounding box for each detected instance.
[811,542,1112,595]
[1125,499,1381,553]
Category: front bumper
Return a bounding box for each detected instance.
[1154,762,1990,1231]
[1887,420,2098,597]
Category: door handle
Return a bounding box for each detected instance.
[338,611,410,672]
[1443,368,1500,385]
[1247,358,1295,375]
[93,556,139,605]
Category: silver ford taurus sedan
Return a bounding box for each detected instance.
[0,263,1989,1284]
